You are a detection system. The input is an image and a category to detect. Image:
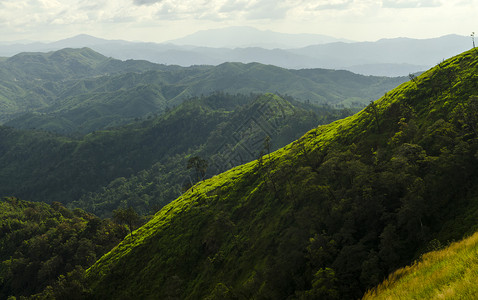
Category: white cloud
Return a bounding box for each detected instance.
[244,0,292,19]
[382,0,442,8]
[219,0,250,13]
[314,0,354,10]
[133,0,163,5]
[153,0,214,20]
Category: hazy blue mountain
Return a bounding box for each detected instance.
[290,34,470,72]
[346,63,427,77]
[0,31,472,76]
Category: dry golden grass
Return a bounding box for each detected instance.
[363,232,478,299]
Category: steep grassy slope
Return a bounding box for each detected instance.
[363,232,478,299]
[85,49,478,299]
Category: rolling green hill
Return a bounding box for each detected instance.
[0,48,406,132]
[363,231,478,299]
[0,48,166,124]
[5,84,169,134]
[81,49,478,299]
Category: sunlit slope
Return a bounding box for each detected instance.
[363,232,478,299]
[86,49,478,299]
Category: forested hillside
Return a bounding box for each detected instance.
[81,49,478,299]
[0,48,406,133]
[0,93,350,217]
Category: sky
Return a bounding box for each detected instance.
[0,0,477,43]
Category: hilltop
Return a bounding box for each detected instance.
[82,49,478,299]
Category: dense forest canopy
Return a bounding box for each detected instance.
[0,197,127,299]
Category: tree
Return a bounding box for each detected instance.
[187,156,208,182]
[113,207,140,240]
[472,32,475,48]
[263,135,271,158]
[408,73,417,84]
[300,268,339,299]
[367,100,381,133]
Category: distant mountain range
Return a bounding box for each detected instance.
[164,26,353,48]
[0,27,473,76]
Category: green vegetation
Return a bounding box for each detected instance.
[80,49,478,299]
[0,48,406,133]
[187,156,209,183]
[0,197,126,299]
[364,232,478,299]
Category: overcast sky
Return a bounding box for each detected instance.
[1,0,477,43]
